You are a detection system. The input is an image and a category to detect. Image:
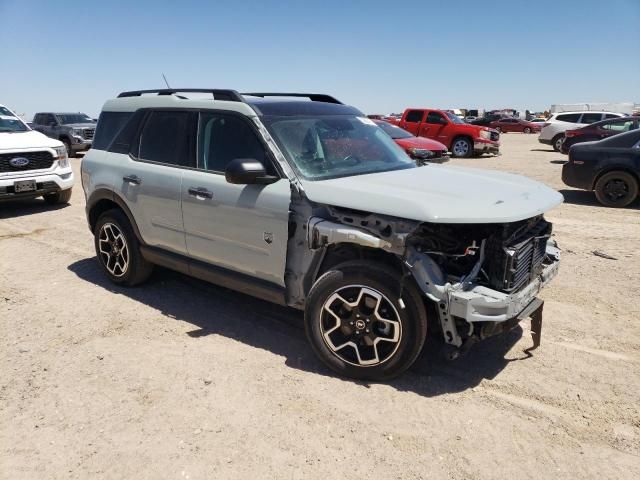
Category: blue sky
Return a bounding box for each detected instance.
[1,0,638,118]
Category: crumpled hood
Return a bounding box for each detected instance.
[300,165,563,224]
[0,130,62,150]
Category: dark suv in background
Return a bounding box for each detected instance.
[32,112,96,157]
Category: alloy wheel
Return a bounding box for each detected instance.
[452,139,470,157]
[98,222,130,277]
[603,178,630,203]
[320,285,402,367]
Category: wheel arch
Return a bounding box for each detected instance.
[591,166,640,190]
[86,189,144,243]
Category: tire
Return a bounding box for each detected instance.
[305,261,427,381]
[594,171,639,208]
[495,126,502,133]
[93,209,153,286]
[43,188,72,205]
[62,138,75,158]
[552,134,564,152]
[451,137,473,158]
[523,127,531,134]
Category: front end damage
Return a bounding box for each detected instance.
[288,201,560,357]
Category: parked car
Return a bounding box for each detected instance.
[373,120,448,163]
[464,116,477,122]
[561,116,639,153]
[82,88,562,380]
[489,118,541,134]
[469,114,509,127]
[562,129,640,207]
[0,104,73,204]
[538,111,624,152]
[32,112,96,157]
[388,108,500,157]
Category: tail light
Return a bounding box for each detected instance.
[565,130,579,138]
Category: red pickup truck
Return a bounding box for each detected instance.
[388,109,500,157]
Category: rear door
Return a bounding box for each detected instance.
[116,109,195,255]
[180,111,291,287]
[402,110,424,136]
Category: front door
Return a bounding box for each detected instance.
[421,111,450,144]
[181,112,291,287]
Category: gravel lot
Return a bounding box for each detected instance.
[1,134,639,479]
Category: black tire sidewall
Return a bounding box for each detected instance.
[595,171,639,208]
[93,209,150,285]
[305,263,427,381]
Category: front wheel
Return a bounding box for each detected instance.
[94,209,153,286]
[594,171,639,208]
[62,138,75,158]
[43,188,72,205]
[451,137,473,158]
[523,127,531,134]
[305,261,427,380]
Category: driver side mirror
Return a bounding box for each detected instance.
[439,117,449,125]
[225,158,278,185]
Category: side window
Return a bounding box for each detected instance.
[580,113,603,124]
[138,111,194,168]
[425,111,446,124]
[556,113,582,123]
[605,113,620,119]
[602,120,634,132]
[404,110,424,123]
[197,113,272,174]
[93,112,133,150]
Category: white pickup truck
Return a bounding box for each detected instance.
[0,104,74,204]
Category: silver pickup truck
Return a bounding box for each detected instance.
[81,89,562,381]
[32,112,96,157]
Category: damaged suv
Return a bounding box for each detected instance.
[82,89,562,380]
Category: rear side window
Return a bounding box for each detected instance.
[605,113,620,119]
[405,110,424,123]
[580,113,603,124]
[93,112,133,150]
[601,120,635,132]
[556,113,582,123]
[138,111,195,168]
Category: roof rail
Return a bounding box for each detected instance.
[242,93,343,104]
[117,89,244,102]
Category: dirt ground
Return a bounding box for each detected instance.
[1,134,639,479]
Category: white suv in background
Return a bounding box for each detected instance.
[0,104,73,204]
[538,111,624,151]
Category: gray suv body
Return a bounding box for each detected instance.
[81,89,562,380]
[32,112,96,156]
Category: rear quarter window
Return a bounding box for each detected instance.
[556,113,582,123]
[93,112,133,150]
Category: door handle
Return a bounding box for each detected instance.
[123,175,141,185]
[188,187,213,199]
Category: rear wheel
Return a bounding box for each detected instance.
[451,137,473,158]
[94,209,153,286]
[552,134,565,152]
[594,171,639,208]
[305,261,427,380]
[43,188,72,205]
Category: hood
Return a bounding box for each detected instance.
[300,165,563,224]
[0,130,63,150]
[394,136,448,151]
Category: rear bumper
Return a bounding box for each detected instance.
[538,138,553,146]
[0,168,74,201]
[561,162,593,190]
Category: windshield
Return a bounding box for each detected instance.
[374,120,413,139]
[0,115,29,132]
[445,112,465,124]
[0,107,15,116]
[56,113,94,124]
[265,115,415,180]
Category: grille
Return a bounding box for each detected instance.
[490,131,500,141]
[485,218,551,293]
[0,151,54,173]
[83,128,95,140]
